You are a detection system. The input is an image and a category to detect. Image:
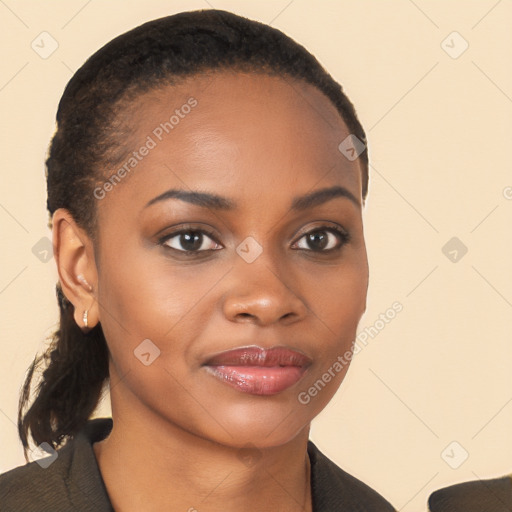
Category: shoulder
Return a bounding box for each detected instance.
[0,440,75,510]
[428,475,512,511]
[308,440,395,511]
[0,418,114,512]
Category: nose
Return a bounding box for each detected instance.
[221,252,308,327]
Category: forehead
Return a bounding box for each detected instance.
[96,71,362,218]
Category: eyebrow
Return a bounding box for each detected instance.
[145,185,360,211]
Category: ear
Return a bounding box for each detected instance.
[52,208,99,330]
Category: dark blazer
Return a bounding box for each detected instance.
[429,476,512,511]
[0,417,395,511]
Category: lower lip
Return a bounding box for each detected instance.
[204,365,307,395]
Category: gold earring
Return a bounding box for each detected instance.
[83,310,88,328]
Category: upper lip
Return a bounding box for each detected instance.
[203,345,312,367]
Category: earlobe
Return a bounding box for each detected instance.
[52,208,99,331]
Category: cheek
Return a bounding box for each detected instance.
[94,250,227,420]
[296,271,367,414]
[310,257,368,345]
[299,249,368,407]
[95,242,228,358]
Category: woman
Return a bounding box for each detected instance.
[0,9,395,511]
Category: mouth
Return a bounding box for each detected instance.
[202,346,312,396]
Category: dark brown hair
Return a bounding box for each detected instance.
[18,8,369,458]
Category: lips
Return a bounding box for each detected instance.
[203,346,312,396]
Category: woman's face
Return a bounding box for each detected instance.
[93,71,368,448]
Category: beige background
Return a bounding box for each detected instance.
[1,1,511,510]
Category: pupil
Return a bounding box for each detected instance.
[308,231,327,250]
[181,232,202,251]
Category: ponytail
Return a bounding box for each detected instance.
[17,283,109,460]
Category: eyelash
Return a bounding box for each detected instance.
[158,224,350,256]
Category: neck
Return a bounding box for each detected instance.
[93,378,312,512]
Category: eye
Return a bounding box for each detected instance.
[158,223,349,256]
[161,228,222,253]
[293,225,349,252]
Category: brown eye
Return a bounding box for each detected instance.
[294,226,349,252]
[162,230,221,253]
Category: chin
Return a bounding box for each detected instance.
[193,399,314,450]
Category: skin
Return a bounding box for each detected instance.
[53,71,369,512]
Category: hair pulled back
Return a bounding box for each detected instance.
[18,8,369,458]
